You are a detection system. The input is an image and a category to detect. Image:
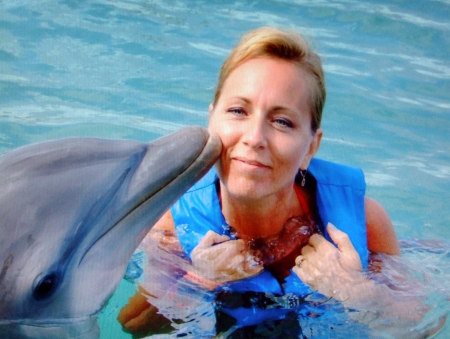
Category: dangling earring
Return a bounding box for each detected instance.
[299,169,307,187]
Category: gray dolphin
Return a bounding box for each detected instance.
[0,126,221,338]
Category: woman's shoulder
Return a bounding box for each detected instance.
[152,210,175,232]
[365,197,400,255]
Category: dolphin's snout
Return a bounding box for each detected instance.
[0,126,221,339]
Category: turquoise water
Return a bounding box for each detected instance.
[1,0,449,337]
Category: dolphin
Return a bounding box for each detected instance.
[0,126,221,338]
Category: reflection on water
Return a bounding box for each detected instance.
[130,230,216,337]
[106,230,448,338]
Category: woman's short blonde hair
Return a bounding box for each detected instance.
[212,27,325,132]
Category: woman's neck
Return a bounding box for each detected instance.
[219,183,302,241]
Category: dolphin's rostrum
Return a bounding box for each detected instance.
[0,126,221,338]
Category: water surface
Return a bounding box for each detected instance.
[1,0,448,337]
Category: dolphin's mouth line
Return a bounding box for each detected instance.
[0,313,96,326]
[0,128,222,331]
[78,134,220,266]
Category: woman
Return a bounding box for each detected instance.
[119,27,410,336]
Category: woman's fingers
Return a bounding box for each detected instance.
[191,231,261,282]
[326,223,351,250]
[326,223,362,271]
[196,230,230,248]
[295,255,304,266]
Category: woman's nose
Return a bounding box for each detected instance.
[242,115,268,149]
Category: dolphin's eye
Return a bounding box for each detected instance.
[33,273,60,300]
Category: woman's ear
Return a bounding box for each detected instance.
[301,128,323,170]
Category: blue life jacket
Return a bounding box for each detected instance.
[171,158,368,330]
[172,158,367,268]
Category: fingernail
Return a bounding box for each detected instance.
[327,223,336,230]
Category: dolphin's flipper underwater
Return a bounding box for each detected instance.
[0,126,221,338]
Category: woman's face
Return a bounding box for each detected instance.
[209,57,322,202]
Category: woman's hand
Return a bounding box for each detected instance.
[293,223,439,335]
[293,223,366,301]
[190,230,263,283]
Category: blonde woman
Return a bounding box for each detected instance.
[119,27,429,337]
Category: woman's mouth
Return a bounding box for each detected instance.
[232,157,271,169]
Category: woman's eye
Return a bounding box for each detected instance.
[227,107,245,116]
[274,118,294,128]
